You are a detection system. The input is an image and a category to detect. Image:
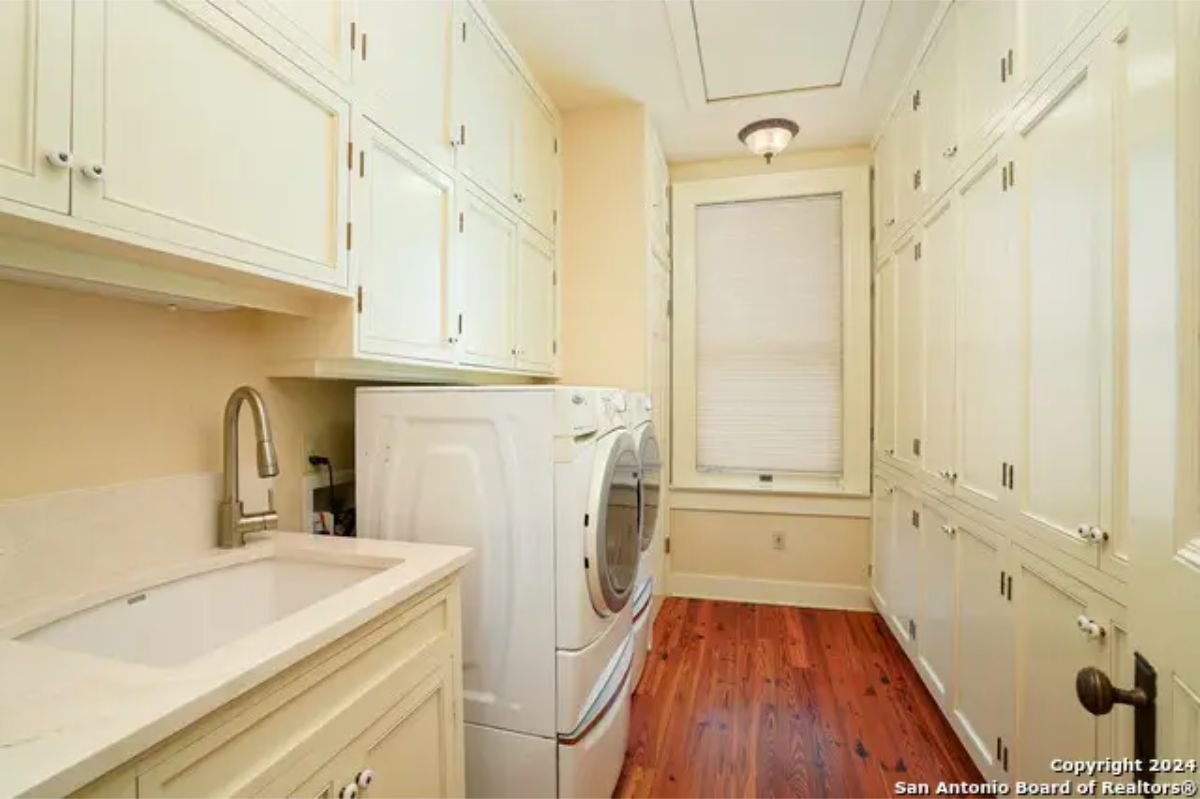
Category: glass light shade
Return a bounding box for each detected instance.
[738,118,799,163]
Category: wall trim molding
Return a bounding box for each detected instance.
[668,572,872,612]
[670,488,871,518]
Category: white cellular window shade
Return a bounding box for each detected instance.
[694,194,843,476]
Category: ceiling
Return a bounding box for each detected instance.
[486,0,938,163]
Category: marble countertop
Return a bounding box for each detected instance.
[0,532,472,798]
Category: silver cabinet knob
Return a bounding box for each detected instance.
[82,162,105,180]
[45,150,73,169]
[355,769,374,789]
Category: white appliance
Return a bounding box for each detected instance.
[625,392,662,689]
[356,387,641,798]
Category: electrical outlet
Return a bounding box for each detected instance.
[771,532,786,551]
[303,436,320,472]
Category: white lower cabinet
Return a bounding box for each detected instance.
[916,502,956,707]
[71,0,350,290]
[355,121,455,364]
[887,485,921,651]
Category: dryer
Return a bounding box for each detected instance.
[625,391,662,691]
[356,386,639,798]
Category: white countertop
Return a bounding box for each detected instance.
[0,533,472,798]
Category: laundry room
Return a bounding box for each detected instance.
[0,1,1194,798]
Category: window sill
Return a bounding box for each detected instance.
[668,485,871,518]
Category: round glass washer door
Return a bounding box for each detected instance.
[636,423,661,552]
[585,430,640,615]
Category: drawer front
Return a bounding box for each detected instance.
[136,584,455,798]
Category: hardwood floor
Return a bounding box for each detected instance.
[615,599,981,798]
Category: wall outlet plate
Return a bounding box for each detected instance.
[771,532,786,551]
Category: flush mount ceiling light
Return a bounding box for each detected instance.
[737,118,800,164]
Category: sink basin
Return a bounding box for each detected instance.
[18,557,381,668]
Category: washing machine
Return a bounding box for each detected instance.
[625,392,662,691]
[356,386,640,798]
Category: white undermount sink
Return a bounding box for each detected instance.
[18,557,382,668]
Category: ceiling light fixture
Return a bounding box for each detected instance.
[737,118,799,164]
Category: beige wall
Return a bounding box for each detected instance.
[559,103,650,389]
[0,281,355,528]
[665,145,874,609]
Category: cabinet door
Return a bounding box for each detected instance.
[956,148,1019,517]
[952,521,1011,781]
[874,125,898,249]
[894,235,924,470]
[874,256,897,460]
[917,503,957,707]
[958,0,1015,146]
[457,189,517,369]
[888,486,921,651]
[894,82,924,230]
[515,87,557,236]
[921,196,957,488]
[72,0,350,289]
[515,225,555,373]
[355,121,455,364]
[350,661,463,799]
[871,477,896,612]
[453,8,515,208]
[921,5,960,201]
[1015,39,1113,566]
[1011,548,1111,786]
[649,137,670,261]
[1019,0,1104,88]
[227,0,353,84]
[355,0,454,170]
[0,0,71,213]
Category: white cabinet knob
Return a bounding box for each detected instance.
[45,150,73,169]
[1076,524,1109,544]
[941,523,956,537]
[942,145,958,159]
[1076,614,1106,640]
[356,769,374,789]
[339,783,359,799]
[81,162,106,180]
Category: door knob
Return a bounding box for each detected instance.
[1075,666,1149,715]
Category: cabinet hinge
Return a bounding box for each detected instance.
[666,298,673,319]
[908,618,917,640]
[1002,163,1009,191]
[458,211,464,233]
[346,221,352,250]
[1006,48,1014,80]
[460,124,467,147]
[554,137,559,154]
[361,31,367,60]
[350,21,357,51]
[912,169,922,190]
[552,209,558,227]
[359,149,365,178]
[914,241,922,260]
[912,89,921,111]
[552,270,557,287]
[1006,160,1015,188]
[356,285,364,313]
[552,339,557,355]
[1006,574,1013,600]
[665,537,671,555]
[347,141,353,170]
[867,563,873,578]
[457,313,463,336]
[461,21,467,42]
[1000,570,1006,596]
[912,437,921,456]
[911,509,920,528]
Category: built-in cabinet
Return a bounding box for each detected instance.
[0,0,561,380]
[871,0,1132,784]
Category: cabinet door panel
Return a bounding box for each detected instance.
[895,237,924,470]
[871,478,896,612]
[457,190,516,368]
[874,126,897,248]
[356,0,453,170]
[1020,0,1104,87]
[231,0,352,83]
[874,258,897,460]
[956,151,1018,516]
[889,486,921,650]
[894,82,923,230]
[453,9,515,207]
[515,225,555,373]
[356,122,454,364]
[959,0,1015,145]
[1017,48,1109,564]
[1012,550,1104,785]
[72,0,349,289]
[917,503,956,706]
[952,522,1010,780]
[515,88,556,236]
[0,0,71,213]
[922,5,960,200]
[921,197,957,487]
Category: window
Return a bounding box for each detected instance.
[672,167,870,495]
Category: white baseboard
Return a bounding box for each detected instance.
[668,572,873,611]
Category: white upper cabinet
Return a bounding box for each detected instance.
[955,147,1019,519]
[72,0,350,289]
[0,0,71,213]
[456,188,517,369]
[223,0,354,84]
[874,256,897,461]
[894,233,924,471]
[893,78,924,231]
[354,120,455,364]
[648,134,670,262]
[918,5,960,203]
[873,126,897,251]
[958,0,1016,150]
[1014,27,1117,568]
[515,225,555,373]
[453,7,516,210]
[920,194,957,490]
[514,88,557,237]
[1018,0,1105,89]
[354,0,455,171]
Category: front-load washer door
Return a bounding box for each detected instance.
[635,422,661,552]
[585,431,640,615]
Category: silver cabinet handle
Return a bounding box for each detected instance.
[45,150,73,169]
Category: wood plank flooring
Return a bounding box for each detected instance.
[615,599,981,798]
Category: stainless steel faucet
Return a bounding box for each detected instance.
[218,386,280,548]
